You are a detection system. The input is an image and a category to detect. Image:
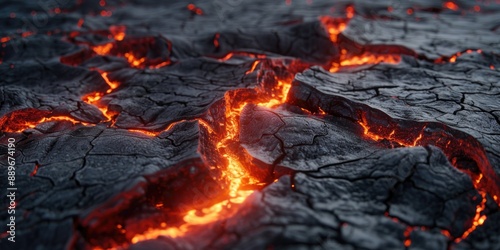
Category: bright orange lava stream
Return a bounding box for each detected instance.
[109,25,126,41]
[83,72,120,122]
[89,42,170,69]
[3,9,494,248]
[130,73,293,244]
[124,53,146,68]
[358,116,424,147]
[320,16,401,72]
[92,43,113,55]
[456,192,488,242]
[0,108,90,133]
[330,53,401,72]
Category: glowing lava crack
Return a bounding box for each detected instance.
[1,3,500,250]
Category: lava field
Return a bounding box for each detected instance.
[1,0,500,249]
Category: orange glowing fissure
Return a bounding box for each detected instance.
[4,9,492,248]
[320,12,492,244]
[86,25,173,70]
[90,42,170,69]
[187,4,203,15]
[1,113,89,133]
[358,112,491,245]
[319,16,402,72]
[109,25,126,41]
[444,1,459,11]
[455,190,487,243]
[82,71,120,122]
[130,73,294,244]
[330,52,401,72]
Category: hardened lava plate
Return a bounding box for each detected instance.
[1,1,499,249]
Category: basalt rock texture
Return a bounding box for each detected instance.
[0,0,499,250]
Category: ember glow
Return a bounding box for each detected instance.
[0,109,88,132]
[330,52,401,72]
[62,35,172,69]
[320,16,401,72]
[109,25,126,41]
[2,2,499,249]
[187,4,203,15]
[82,71,120,122]
[319,16,347,43]
[434,49,483,64]
[444,1,459,11]
[92,43,113,55]
[129,64,297,245]
[455,191,488,243]
[355,108,498,245]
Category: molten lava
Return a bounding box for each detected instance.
[62,35,172,69]
[0,108,87,132]
[330,52,401,72]
[82,71,121,122]
[109,25,126,41]
[444,1,459,11]
[320,16,401,72]
[455,190,487,243]
[2,6,497,249]
[187,4,203,15]
[128,61,298,245]
[355,108,497,245]
[92,43,113,56]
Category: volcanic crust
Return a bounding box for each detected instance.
[0,1,499,250]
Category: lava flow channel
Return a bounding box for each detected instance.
[125,59,308,246]
[62,59,305,249]
[0,108,89,133]
[61,34,172,69]
[319,16,415,72]
[2,9,498,249]
[82,71,120,123]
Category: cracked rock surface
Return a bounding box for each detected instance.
[1,0,499,249]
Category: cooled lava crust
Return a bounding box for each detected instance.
[1,0,500,250]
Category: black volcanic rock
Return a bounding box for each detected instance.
[1,0,499,250]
